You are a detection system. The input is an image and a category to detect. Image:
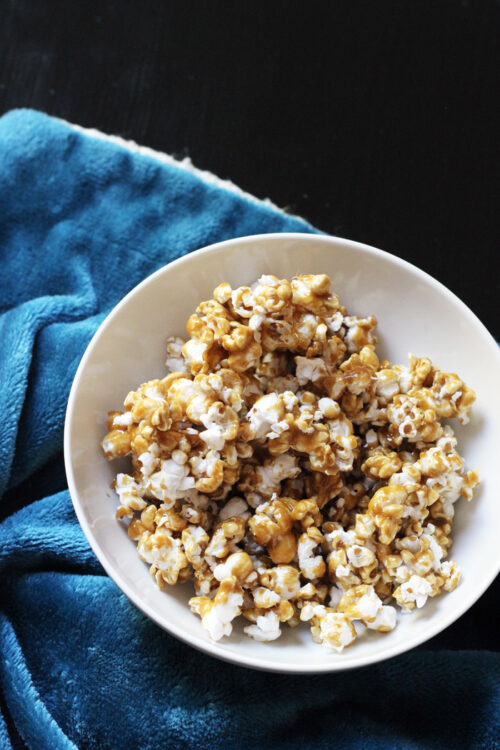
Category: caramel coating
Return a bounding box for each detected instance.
[102,273,478,652]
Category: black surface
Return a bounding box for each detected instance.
[0,6,499,743]
[1,0,498,334]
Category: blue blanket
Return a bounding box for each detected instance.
[0,109,498,750]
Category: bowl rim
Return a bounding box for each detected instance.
[64,232,500,673]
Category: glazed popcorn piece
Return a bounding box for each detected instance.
[101,273,478,651]
[244,610,282,642]
[189,577,243,640]
[300,604,357,652]
[393,575,433,612]
[137,527,189,587]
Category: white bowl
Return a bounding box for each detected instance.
[64,233,500,673]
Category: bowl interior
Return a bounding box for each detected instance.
[65,233,500,672]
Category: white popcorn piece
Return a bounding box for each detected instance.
[317,397,340,419]
[138,443,160,478]
[318,613,357,653]
[397,575,433,612]
[147,459,196,506]
[247,393,284,439]
[253,587,281,609]
[165,336,188,373]
[182,525,209,568]
[253,454,300,496]
[324,311,343,333]
[375,370,400,402]
[295,357,328,385]
[137,528,188,586]
[354,589,383,622]
[300,603,327,622]
[212,552,250,583]
[298,535,325,581]
[112,411,134,428]
[199,402,237,451]
[201,592,244,641]
[114,473,146,512]
[265,566,301,600]
[328,585,345,608]
[219,496,250,521]
[346,545,376,569]
[366,606,397,632]
[183,338,209,369]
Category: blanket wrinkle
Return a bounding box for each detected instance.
[0,108,498,750]
[0,287,98,497]
[0,615,78,750]
[2,451,67,524]
[0,492,104,576]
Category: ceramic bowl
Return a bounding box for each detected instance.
[64,233,500,672]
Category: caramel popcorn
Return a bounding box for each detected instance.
[101,274,478,653]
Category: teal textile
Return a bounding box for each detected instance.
[0,109,498,750]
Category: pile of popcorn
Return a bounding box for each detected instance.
[101,274,478,652]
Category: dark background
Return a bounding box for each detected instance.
[0,2,499,734]
[1,0,498,337]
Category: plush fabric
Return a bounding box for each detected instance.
[0,109,498,750]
